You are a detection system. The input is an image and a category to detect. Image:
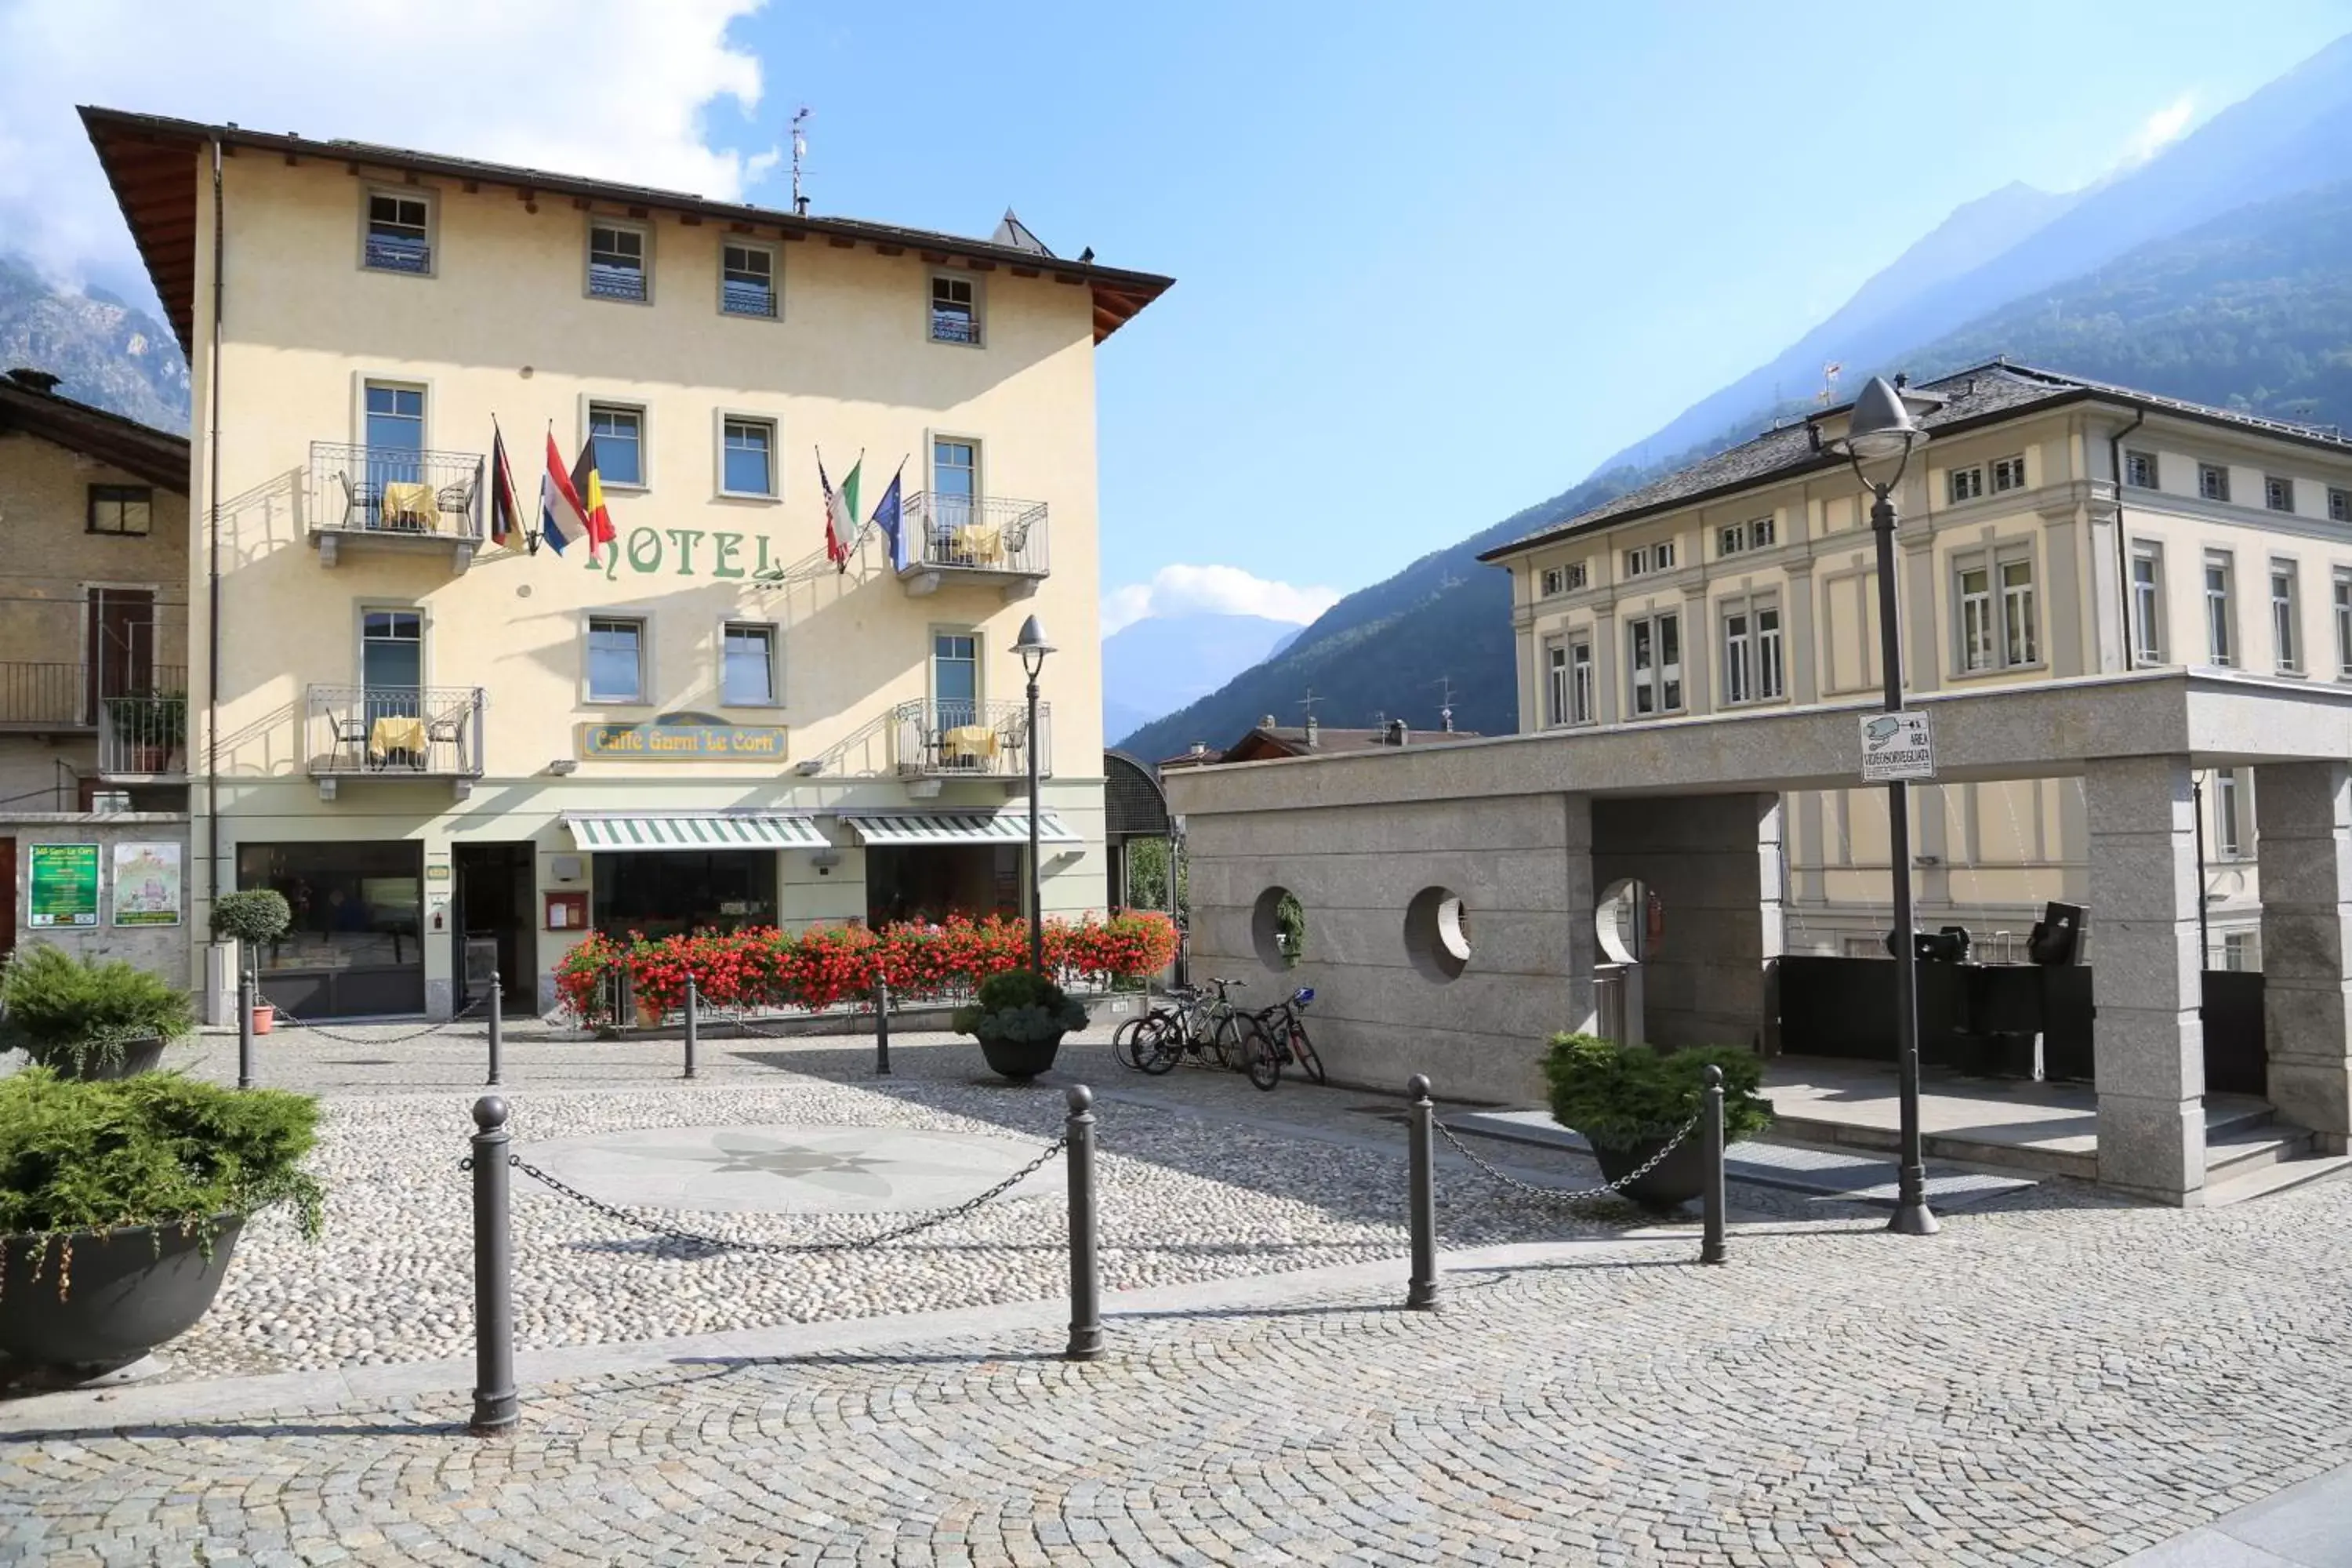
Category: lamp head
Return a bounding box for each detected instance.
[1832,376,1929,473]
[1011,614,1054,678]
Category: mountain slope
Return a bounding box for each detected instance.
[1104,612,1299,746]
[1595,31,2352,475]
[0,253,190,431]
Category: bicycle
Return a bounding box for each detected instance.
[1251,985,1326,1085]
[1137,978,1280,1090]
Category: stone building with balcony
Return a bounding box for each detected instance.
[0,366,191,976]
[82,105,1170,1019]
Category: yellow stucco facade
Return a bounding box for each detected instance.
[95,110,1170,1016]
[1496,370,2352,965]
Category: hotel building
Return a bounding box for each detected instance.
[80,106,1171,1018]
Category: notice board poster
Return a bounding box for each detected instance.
[112,842,183,927]
[27,842,100,928]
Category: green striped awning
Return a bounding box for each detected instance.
[840,811,1080,847]
[563,812,829,851]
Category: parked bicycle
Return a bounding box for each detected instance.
[1250,985,1326,1085]
[1129,977,1280,1091]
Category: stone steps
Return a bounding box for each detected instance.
[2202,1150,2352,1207]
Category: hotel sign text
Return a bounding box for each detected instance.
[576,721,789,760]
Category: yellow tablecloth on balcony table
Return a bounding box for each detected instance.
[950,524,1004,565]
[379,481,437,530]
[368,714,427,761]
[941,724,999,762]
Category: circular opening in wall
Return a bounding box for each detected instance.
[1596,878,1664,965]
[1405,887,1472,982]
[1250,886,1305,971]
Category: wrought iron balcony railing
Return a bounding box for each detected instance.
[930,309,979,345]
[307,684,485,779]
[0,661,187,730]
[364,232,432,274]
[98,691,190,777]
[891,698,1051,780]
[310,442,485,539]
[897,492,1051,580]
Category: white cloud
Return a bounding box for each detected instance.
[2122,92,2197,166]
[1101,564,1342,637]
[0,0,771,301]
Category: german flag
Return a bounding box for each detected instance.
[570,439,619,561]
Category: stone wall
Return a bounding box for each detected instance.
[2,813,193,989]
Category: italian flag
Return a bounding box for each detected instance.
[822,453,862,572]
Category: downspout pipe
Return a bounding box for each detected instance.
[2110,406,2146,670]
[206,136,224,921]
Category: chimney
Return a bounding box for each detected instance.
[1439,705,1455,733]
[1258,714,1276,729]
[1303,714,1319,746]
[1388,717,1408,746]
[1189,742,1207,757]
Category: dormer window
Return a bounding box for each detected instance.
[587,222,649,303]
[364,192,432,274]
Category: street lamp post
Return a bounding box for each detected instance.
[1829,376,1940,1239]
[1012,615,1056,975]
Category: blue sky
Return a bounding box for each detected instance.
[6,0,2351,629]
[701,1,2352,622]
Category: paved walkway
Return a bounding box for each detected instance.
[3,1022,2349,1564]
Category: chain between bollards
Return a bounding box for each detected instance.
[485,974,503,1087]
[873,977,892,1076]
[1064,1083,1104,1361]
[468,1094,518,1433]
[683,975,699,1080]
[1406,1074,1439,1309]
[236,965,256,1091]
[1700,1065,1727,1265]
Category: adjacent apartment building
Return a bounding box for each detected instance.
[1483,361,2352,964]
[82,106,1171,1018]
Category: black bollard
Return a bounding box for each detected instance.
[684,975,699,1080]
[485,974,504,1087]
[1406,1074,1439,1309]
[1700,1065,1727,1265]
[237,965,256,1091]
[469,1094,518,1432]
[874,976,893,1076]
[1064,1084,1104,1362]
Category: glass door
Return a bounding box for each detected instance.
[364,383,426,530]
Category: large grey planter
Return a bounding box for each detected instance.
[0,1215,243,1370]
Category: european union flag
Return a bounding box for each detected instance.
[869,469,906,570]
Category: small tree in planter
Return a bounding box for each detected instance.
[209,890,291,1031]
[0,943,195,1080]
[0,1069,324,1374]
[953,968,1087,1080]
[1541,1034,1773,1210]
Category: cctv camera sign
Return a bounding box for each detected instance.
[1860,710,1935,782]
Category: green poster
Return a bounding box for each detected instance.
[27,843,100,929]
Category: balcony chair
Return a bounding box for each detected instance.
[435,474,478,535]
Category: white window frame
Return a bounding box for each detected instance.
[2335,568,2352,677]
[582,398,649,492]
[2205,550,2236,666]
[2125,449,2158,489]
[2272,559,2302,673]
[2131,541,2165,664]
[586,218,652,305]
[2221,930,2259,971]
[1542,638,1570,727]
[1990,455,2027,494]
[718,619,781,708]
[2266,475,2296,514]
[1749,514,1775,548]
[584,613,650,706]
[1569,638,1594,724]
[719,239,779,319]
[2198,463,2231,503]
[360,187,435,278]
[1626,611,1682,717]
[716,412,780,500]
[929,626,984,713]
[1566,561,1588,590]
[1719,593,1784,706]
[1539,567,1564,599]
[1655,539,1676,570]
[1953,545,2038,673]
[1947,465,1984,504]
[1624,546,1648,579]
[2216,768,2245,859]
[2329,486,2350,524]
[1719,524,1745,557]
[928,271,983,347]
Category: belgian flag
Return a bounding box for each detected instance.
[570,439,619,561]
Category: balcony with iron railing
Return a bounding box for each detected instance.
[895,492,1050,601]
[891,698,1052,782]
[98,691,190,779]
[0,660,187,734]
[306,684,485,798]
[307,442,486,572]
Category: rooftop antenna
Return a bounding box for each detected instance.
[1431,675,1459,732]
[789,107,811,216]
[1820,361,1842,404]
[1295,688,1322,722]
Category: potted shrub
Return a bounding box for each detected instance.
[953,968,1087,1080]
[1541,1033,1773,1210]
[0,943,195,1079]
[0,1069,323,1374]
[209,888,290,1033]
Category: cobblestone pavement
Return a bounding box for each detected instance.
[68,1022,1800,1384]
[7,1023,2349,1564]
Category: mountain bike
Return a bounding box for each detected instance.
[1252,985,1325,1085]
[1136,977,1279,1089]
